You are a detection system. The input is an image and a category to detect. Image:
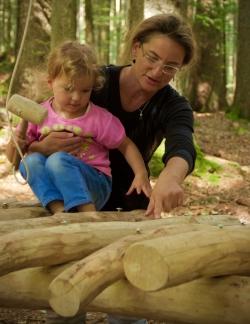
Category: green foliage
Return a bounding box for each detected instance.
[0,127,6,137]
[226,111,250,133]
[149,141,222,185]
[195,0,237,32]
[149,142,164,177]
[226,110,240,121]
[193,142,221,184]
[236,127,247,135]
[0,54,13,101]
[226,110,250,124]
[0,58,13,74]
[0,83,7,100]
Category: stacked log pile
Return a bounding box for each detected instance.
[0,199,250,324]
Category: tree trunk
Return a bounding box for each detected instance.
[0,202,249,323]
[0,214,242,276]
[12,0,51,97]
[89,277,250,324]
[232,0,250,118]
[51,0,77,48]
[0,267,249,324]
[48,223,214,317]
[0,218,218,276]
[120,0,144,64]
[0,209,148,231]
[0,206,240,232]
[128,0,144,32]
[123,225,250,291]
[85,0,94,45]
[94,0,111,64]
[188,0,227,112]
[0,198,40,209]
[0,206,49,223]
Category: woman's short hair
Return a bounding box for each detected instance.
[121,13,196,66]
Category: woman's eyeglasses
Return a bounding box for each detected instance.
[141,44,180,76]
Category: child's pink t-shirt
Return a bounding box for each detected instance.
[26,99,126,176]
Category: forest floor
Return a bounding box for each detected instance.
[0,111,249,323]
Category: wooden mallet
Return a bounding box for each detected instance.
[6,94,48,169]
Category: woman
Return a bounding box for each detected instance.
[92,13,196,218]
[30,13,196,218]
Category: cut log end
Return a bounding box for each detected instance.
[49,279,80,317]
[123,243,168,291]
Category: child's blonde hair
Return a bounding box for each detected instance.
[47,41,104,90]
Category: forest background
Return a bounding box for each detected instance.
[0,0,250,118]
[0,0,250,217]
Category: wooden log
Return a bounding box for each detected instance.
[123,224,250,291]
[0,198,41,209]
[0,213,243,275]
[0,212,241,235]
[0,219,212,276]
[0,214,243,276]
[49,223,214,317]
[0,199,48,221]
[0,266,249,324]
[0,207,50,222]
[0,210,147,234]
[89,277,250,324]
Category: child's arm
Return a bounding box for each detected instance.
[5,120,28,169]
[117,136,152,197]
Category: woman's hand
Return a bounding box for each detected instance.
[145,157,189,218]
[29,131,83,156]
[126,171,152,198]
[146,175,184,218]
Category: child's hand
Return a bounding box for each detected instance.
[126,172,152,198]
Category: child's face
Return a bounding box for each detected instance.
[48,73,94,118]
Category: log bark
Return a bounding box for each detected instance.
[0,207,49,221]
[123,225,250,291]
[0,210,148,234]
[0,213,243,276]
[0,266,249,324]
[0,199,41,210]
[0,211,241,235]
[89,277,250,324]
[0,219,211,276]
[49,223,214,317]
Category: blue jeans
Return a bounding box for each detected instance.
[19,152,112,211]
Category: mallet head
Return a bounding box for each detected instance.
[6,94,48,125]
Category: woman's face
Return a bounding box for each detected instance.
[132,34,185,93]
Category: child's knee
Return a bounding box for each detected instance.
[24,152,46,167]
[45,151,70,173]
[19,153,46,179]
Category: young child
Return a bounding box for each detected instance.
[6,41,151,214]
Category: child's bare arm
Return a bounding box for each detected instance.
[118,136,152,197]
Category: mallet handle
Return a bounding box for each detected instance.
[6,120,28,170]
